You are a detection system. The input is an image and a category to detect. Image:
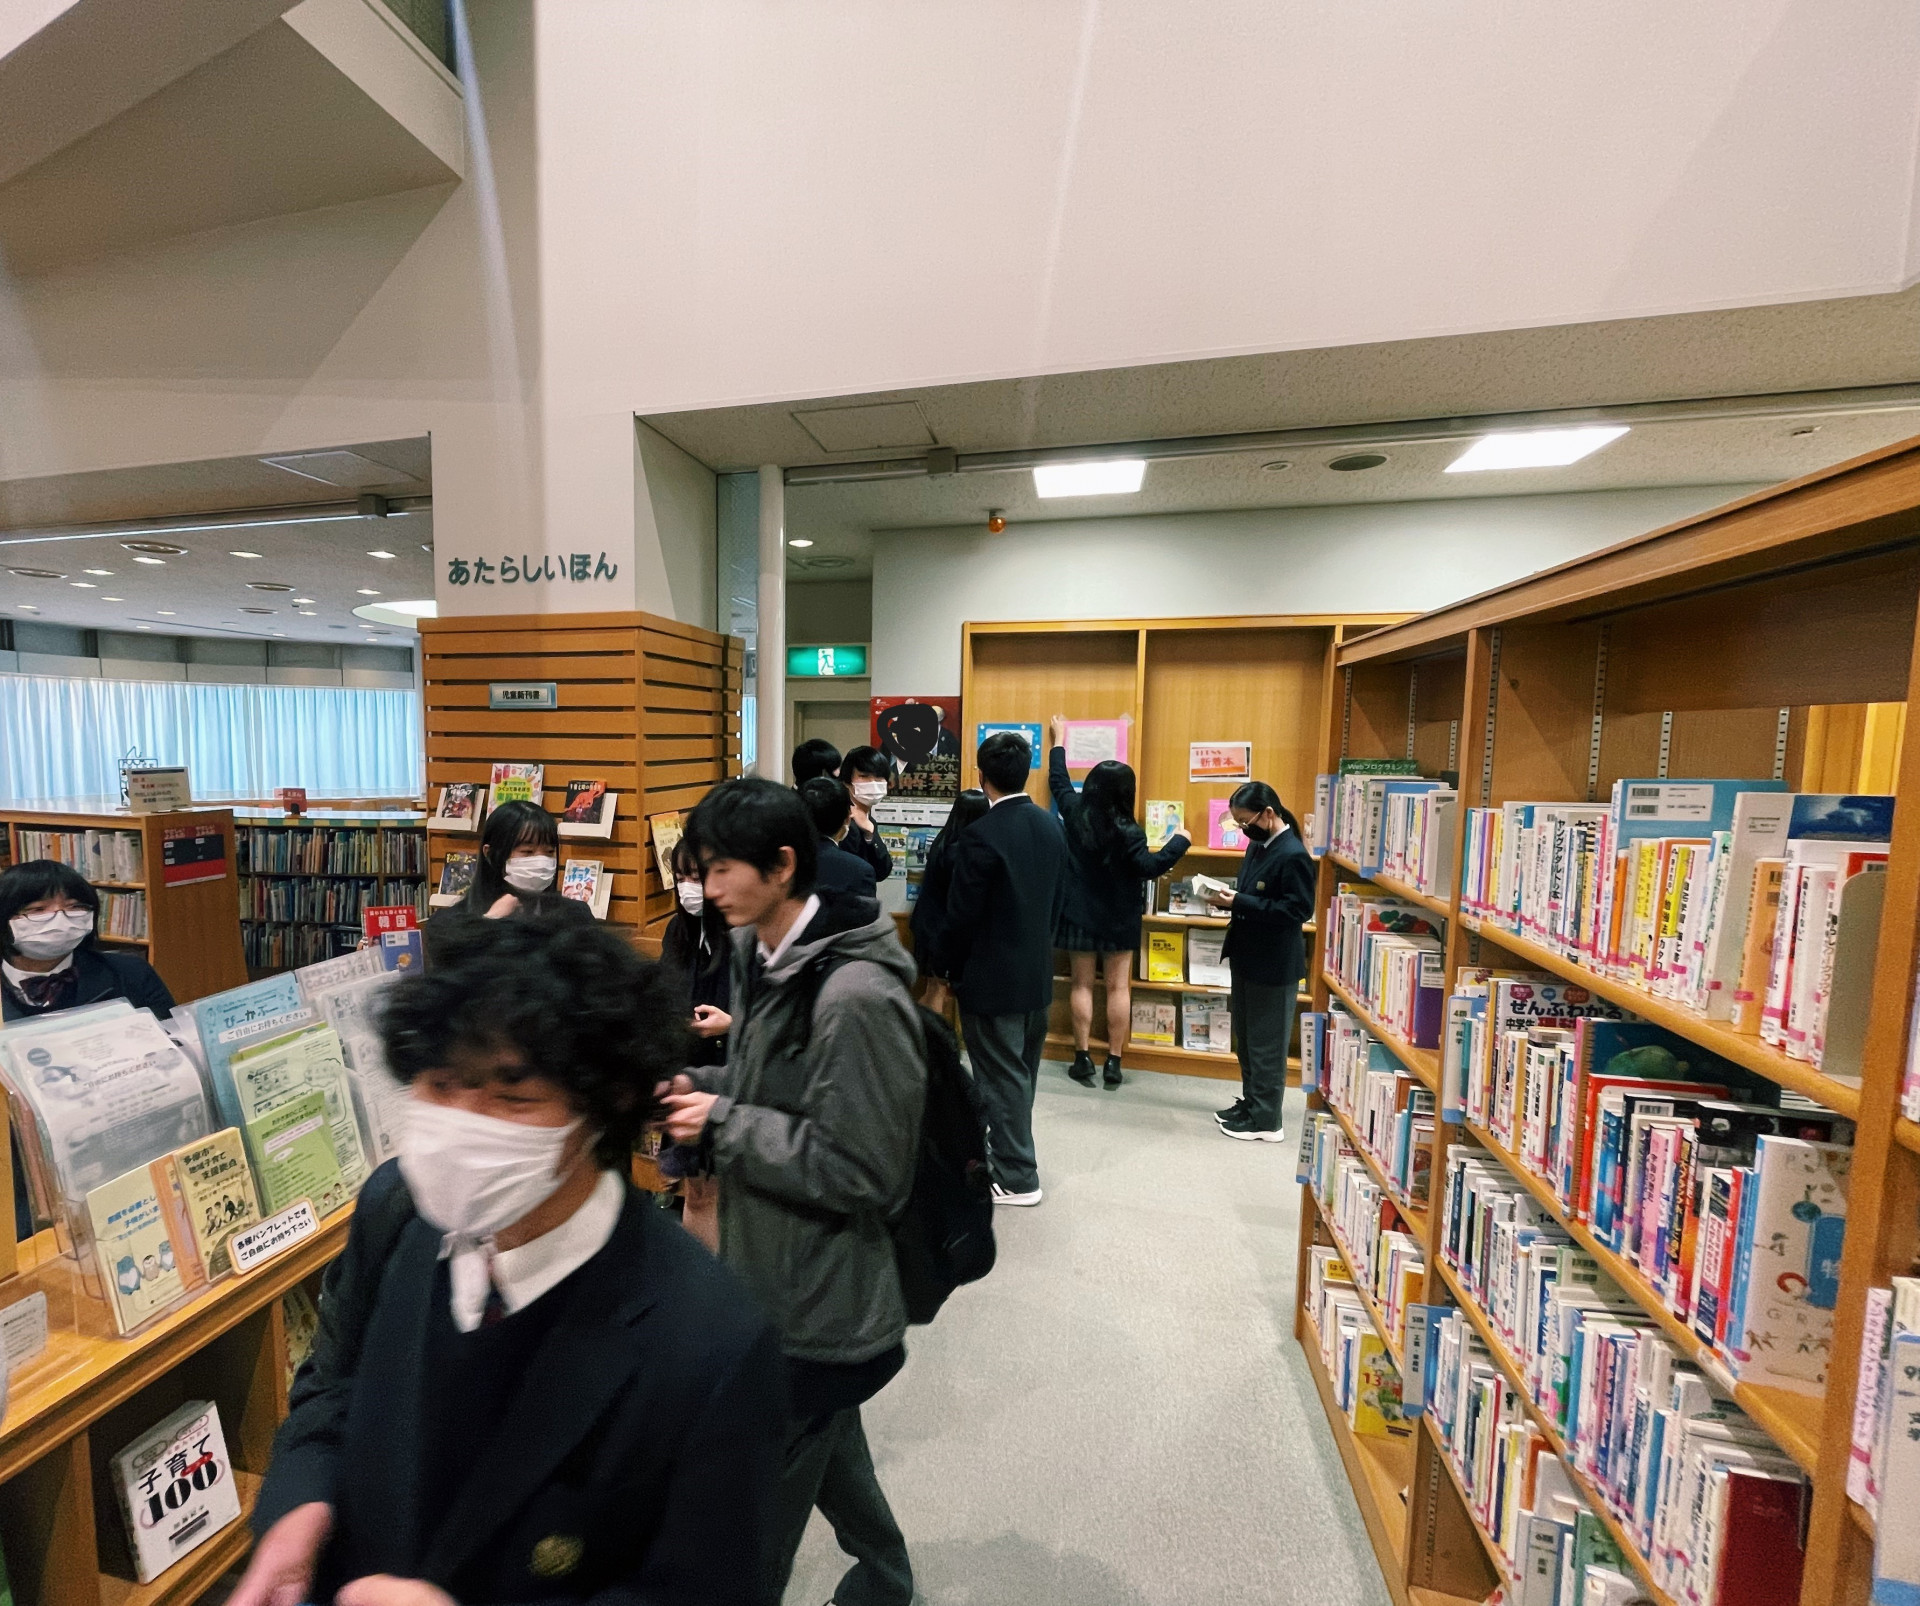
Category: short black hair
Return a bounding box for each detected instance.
[839,745,890,782]
[381,915,685,1168]
[799,775,853,839]
[976,731,1032,795]
[792,738,843,786]
[686,776,818,897]
[0,861,99,961]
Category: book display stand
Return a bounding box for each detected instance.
[960,615,1403,1078]
[1295,436,1920,1605]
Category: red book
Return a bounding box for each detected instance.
[1711,1466,1807,1606]
[363,905,418,940]
[364,904,424,974]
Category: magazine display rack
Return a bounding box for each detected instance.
[959,615,1405,1078]
[1296,435,1920,1605]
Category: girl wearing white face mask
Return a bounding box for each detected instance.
[658,838,729,1249]
[230,916,786,1606]
[433,798,590,934]
[0,859,175,1026]
[836,745,896,883]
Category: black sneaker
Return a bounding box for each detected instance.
[1215,1098,1248,1125]
[1219,1112,1286,1143]
[1067,1051,1097,1087]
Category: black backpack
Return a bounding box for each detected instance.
[789,957,996,1324]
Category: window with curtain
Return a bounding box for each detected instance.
[0,673,424,801]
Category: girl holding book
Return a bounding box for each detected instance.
[1048,715,1191,1090]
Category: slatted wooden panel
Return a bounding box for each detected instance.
[420,611,741,942]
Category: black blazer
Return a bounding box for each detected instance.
[942,794,1068,1016]
[841,819,893,883]
[1047,746,1190,951]
[908,840,961,981]
[815,837,878,899]
[1220,826,1317,986]
[0,945,175,1023]
[255,1163,786,1606]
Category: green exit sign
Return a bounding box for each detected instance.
[788,643,869,677]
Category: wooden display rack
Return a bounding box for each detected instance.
[1295,433,1920,1605]
[0,807,248,1006]
[960,614,1403,1078]
[232,807,429,975]
[419,611,744,951]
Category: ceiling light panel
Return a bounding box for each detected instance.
[1446,426,1629,473]
[1032,459,1146,498]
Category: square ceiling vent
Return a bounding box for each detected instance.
[260,450,413,489]
[791,401,936,454]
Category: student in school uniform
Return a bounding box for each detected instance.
[836,745,895,883]
[434,800,592,934]
[791,737,843,787]
[1046,717,1191,1089]
[1204,780,1315,1142]
[907,788,989,1013]
[799,778,880,900]
[0,858,174,1024]
[660,838,732,1249]
[231,915,785,1606]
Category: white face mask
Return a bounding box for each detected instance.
[502,855,557,893]
[676,880,705,916]
[399,1097,585,1242]
[851,779,887,806]
[9,909,93,961]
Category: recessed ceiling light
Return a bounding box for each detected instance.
[82,568,113,576]
[8,566,64,579]
[272,632,287,637]
[292,597,316,605]
[241,606,275,615]
[1446,426,1628,473]
[16,604,37,612]
[121,540,186,556]
[1032,459,1146,498]
[297,609,318,617]
[357,588,381,596]
[366,549,396,559]
[1328,452,1389,472]
[788,538,814,549]
[229,550,263,559]
[1262,460,1292,472]
[134,624,150,631]
[156,610,176,616]
[132,556,166,565]
[69,581,97,589]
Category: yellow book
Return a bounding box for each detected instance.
[1626,839,1663,983]
[1349,1330,1412,1440]
[1145,929,1185,984]
[166,1129,262,1281]
[1129,999,1176,1045]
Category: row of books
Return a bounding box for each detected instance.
[1324,883,1444,1047]
[236,874,422,926]
[1315,763,1459,893]
[1457,783,1891,1078]
[1305,1243,1414,1443]
[1301,1112,1425,1350]
[430,852,613,918]
[236,824,429,877]
[98,889,148,940]
[1124,993,1233,1053]
[241,920,365,969]
[13,826,144,883]
[1310,759,1424,864]
[429,770,620,840]
[1302,1007,1435,1209]
[1140,926,1230,987]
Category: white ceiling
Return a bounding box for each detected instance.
[0,438,434,644]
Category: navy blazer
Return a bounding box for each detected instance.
[942,794,1068,1016]
[814,837,879,900]
[1220,826,1317,987]
[0,944,175,1023]
[256,1163,787,1606]
[841,819,893,883]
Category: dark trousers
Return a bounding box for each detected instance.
[1230,973,1299,1131]
[768,1407,912,1606]
[962,1007,1049,1192]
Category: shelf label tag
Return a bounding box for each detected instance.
[230,1199,320,1274]
[488,681,559,710]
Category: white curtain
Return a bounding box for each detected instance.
[0,673,423,801]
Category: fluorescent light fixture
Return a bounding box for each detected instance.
[1445,426,1628,473]
[133,556,166,565]
[357,588,380,596]
[69,581,96,589]
[102,596,123,601]
[788,538,814,549]
[292,597,316,605]
[82,568,113,576]
[1032,458,1146,497]
[367,549,396,559]
[156,610,176,616]
[135,624,150,631]
[229,550,262,559]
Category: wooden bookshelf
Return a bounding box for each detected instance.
[0,806,247,1005]
[232,808,427,974]
[1297,433,1920,1605]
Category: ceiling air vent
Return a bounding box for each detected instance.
[246,582,295,592]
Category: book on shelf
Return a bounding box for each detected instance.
[1179,993,1231,1055]
[226,1018,368,1210]
[648,811,686,887]
[1325,884,1445,1046]
[245,1087,349,1217]
[1186,927,1230,987]
[1162,876,1226,917]
[13,825,144,883]
[85,1160,192,1335]
[299,959,407,1165]
[432,851,478,908]
[163,1128,261,1282]
[1349,1329,1412,1440]
[1319,764,1427,868]
[1320,1009,1435,1208]
[487,761,544,811]
[560,859,612,919]
[1129,998,1175,1046]
[559,780,618,839]
[284,1285,321,1386]
[1144,800,1185,850]
[1143,929,1185,983]
[363,904,423,971]
[110,1400,243,1583]
[1206,799,1245,852]
[430,782,484,832]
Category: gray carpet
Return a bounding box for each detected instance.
[783,1062,1395,1606]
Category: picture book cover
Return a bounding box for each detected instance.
[86,1162,189,1335]
[433,851,477,908]
[871,697,962,800]
[429,783,483,832]
[487,761,544,811]
[1145,800,1186,849]
[1145,929,1185,983]
[110,1400,243,1583]
[1734,1134,1850,1395]
[1208,798,1246,851]
[558,780,618,839]
[648,811,685,887]
[244,1088,349,1218]
[1348,1331,1412,1440]
[1130,999,1175,1045]
[166,1129,260,1281]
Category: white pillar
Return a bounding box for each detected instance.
[756,463,786,780]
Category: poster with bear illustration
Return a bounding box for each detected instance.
[870,697,963,801]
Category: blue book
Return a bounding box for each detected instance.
[1723,1162,1762,1361]
[1609,776,1788,841]
[189,974,303,1130]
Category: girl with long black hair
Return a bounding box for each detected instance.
[1205,778,1314,1140]
[445,798,590,926]
[909,787,990,1013]
[1047,715,1191,1089]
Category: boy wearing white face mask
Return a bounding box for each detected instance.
[836,746,895,884]
[234,915,786,1606]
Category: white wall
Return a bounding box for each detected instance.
[634,419,717,629]
[870,484,1768,694]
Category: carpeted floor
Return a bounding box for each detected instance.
[783,1060,1395,1606]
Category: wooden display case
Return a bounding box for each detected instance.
[960,613,1404,1078]
[1296,433,1920,1605]
[232,808,429,974]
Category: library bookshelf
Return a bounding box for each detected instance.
[419,610,744,953]
[960,614,1406,1079]
[0,805,247,1005]
[1296,433,1920,1606]
[233,807,428,975]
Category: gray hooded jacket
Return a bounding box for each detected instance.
[701,892,926,1364]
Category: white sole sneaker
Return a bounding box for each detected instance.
[992,1185,1044,1206]
[1219,1125,1287,1143]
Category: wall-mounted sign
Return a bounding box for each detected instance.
[488,682,560,711]
[161,823,228,886]
[788,644,869,678]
